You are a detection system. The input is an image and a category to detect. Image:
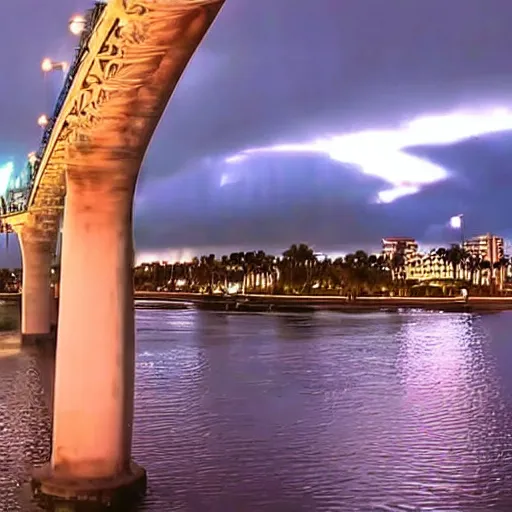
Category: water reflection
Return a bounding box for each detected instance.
[3,309,512,510]
[0,345,52,511]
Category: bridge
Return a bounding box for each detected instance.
[0,0,225,506]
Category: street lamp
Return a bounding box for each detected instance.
[41,58,68,73]
[450,214,465,247]
[41,58,68,111]
[41,58,53,73]
[37,114,49,128]
[69,14,86,36]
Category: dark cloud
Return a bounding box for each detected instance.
[2,0,512,265]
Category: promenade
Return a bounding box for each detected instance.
[133,291,512,312]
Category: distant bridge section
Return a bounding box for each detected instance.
[0,1,107,237]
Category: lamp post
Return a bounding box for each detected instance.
[41,57,69,96]
[41,58,68,110]
[28,152,38,180]
[41,59,68,74]
[37,114,49,136]
[28,152,37,167]
[69,14,86,36]
[450,214,465,247]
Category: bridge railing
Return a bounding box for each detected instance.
[2,1,107,216]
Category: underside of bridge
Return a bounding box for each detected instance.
[7,0,228,506]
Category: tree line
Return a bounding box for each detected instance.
[134,243,511,297]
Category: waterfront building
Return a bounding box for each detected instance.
[463,234,504,264]
[398,234,507,288]
[406,250,452,281]
[381,237,418,260]
[381,237,419,282]
[464,234,505,288]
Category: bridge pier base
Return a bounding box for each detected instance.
[32,170,145,506]
[32,461,146,508]
[18,227,53,344]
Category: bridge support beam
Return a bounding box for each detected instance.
[17,227,53,344]
[32,170,145,506]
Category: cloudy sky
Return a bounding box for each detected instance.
[2,0,512,265]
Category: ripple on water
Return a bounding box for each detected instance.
[4,308,512,511]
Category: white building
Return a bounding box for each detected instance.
[381,237,418,260]
[403,234,507,287]
[464,234,505,287]
[463,234,504,264]
[406,250,452,281]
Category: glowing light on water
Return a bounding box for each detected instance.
[223,107,512,202]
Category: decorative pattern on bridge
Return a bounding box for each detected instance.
[1,0,224,245]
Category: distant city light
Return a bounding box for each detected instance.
[0,161,14,196]
[223,107,512,204]
[69,14,86,36]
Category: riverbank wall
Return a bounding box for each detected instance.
[3,291,512,314]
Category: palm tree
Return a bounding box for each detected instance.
[480,260,491,290]
[228,252,244,292]
[445,245,464,280]
[342,251,373,298]
[281,243,317,293]
[387,252,407,295]
[492,256,509,293]
[466,254,481,286]
[499,256,509,287]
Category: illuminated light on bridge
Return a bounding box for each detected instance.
[27,152,37,167]
[223,107,512,203]
[37,114,49,128]
[68,14,86,36]
[41,58,68,73]
[41,58,53,73]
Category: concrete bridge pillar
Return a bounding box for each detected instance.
[33,168,145,504]
[29,1,226,505]
[17,226,53,343]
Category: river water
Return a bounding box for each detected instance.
[2,303,512,511]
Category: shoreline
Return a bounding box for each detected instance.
[133,292,512,313]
